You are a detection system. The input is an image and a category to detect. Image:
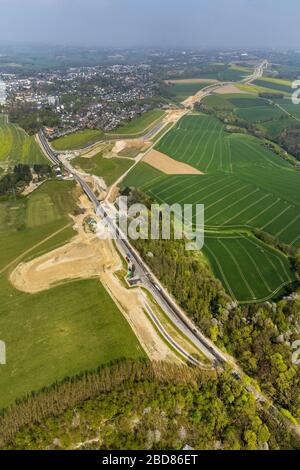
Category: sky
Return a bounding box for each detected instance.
[0,0,299,49]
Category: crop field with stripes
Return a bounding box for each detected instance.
[126,112,300,302]
[0,115,46,166]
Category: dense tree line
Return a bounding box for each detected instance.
[1,359,298,450]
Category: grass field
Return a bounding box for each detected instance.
[73,153,134,186]
[0,181,144,409]
[124,112,300,302]
[0,115,46,166]
[52,129,105,151]
[108,109,165,136]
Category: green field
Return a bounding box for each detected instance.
[124,113,300,302]
[169,82,212,101]
[0,115,46,166]
[203,232,295,303]
[181,64,252,82]
[52,129,105,151]
[202,93,300,138]
[122,162,164,189]
[253,78,292,95]
[108,109,165,136]
[0,181,144,409]
[73,153,134,186]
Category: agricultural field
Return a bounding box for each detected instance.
[73,153,134,186]
[124,112,300,302]
[108,109,165,137]
[202,93,300,138]
[167,82,212,101]
[52,129,104,151]
[253,78,292,95]
[122,162,164,189]
[0,180,144,409]
[0,115,46,166]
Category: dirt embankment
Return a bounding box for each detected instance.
[143,149,203,175]
[164,79,218,84]
[163,109,187,123]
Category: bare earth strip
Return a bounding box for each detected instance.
[143,149,203,175]
[215,84,248,94]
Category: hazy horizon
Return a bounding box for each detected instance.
[0,0,299,49]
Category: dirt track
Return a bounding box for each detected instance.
[143,149,203,175]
